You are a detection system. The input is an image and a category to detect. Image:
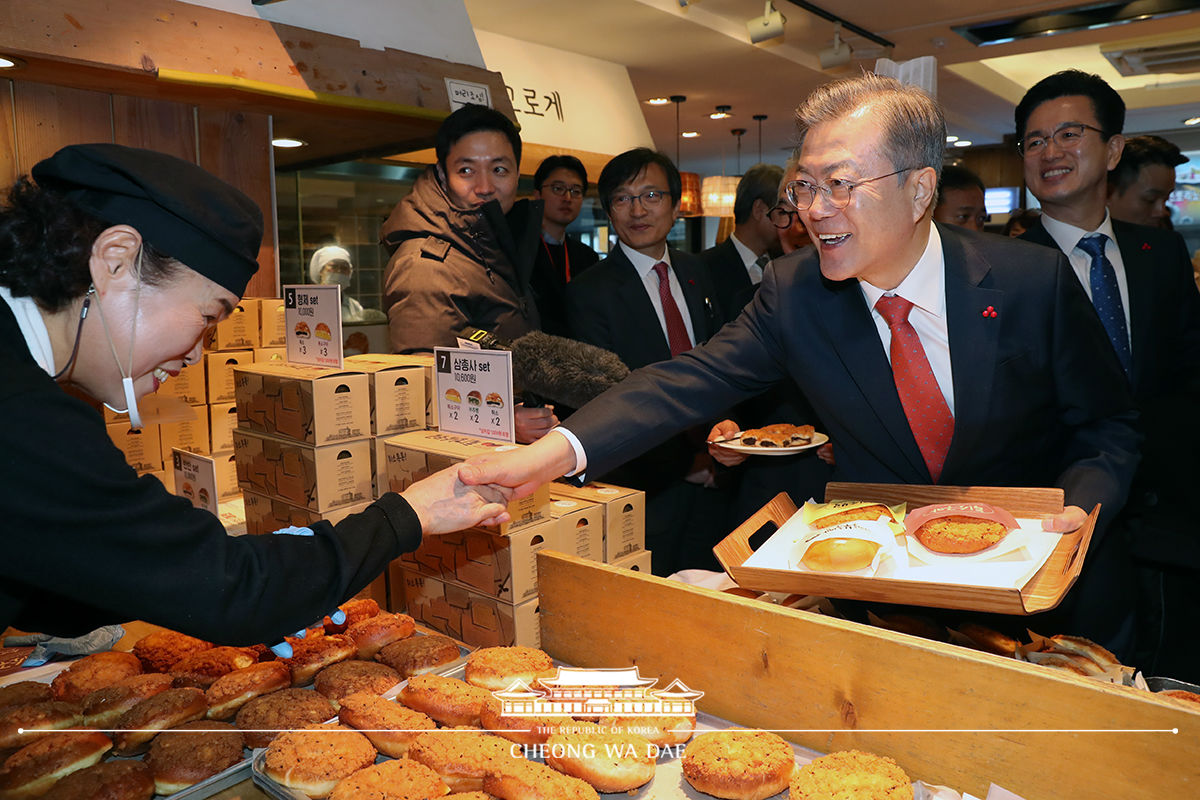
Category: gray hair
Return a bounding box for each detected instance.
[734,163,785,224]
[795,73,945,183]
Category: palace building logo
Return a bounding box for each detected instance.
[492,666,703,717]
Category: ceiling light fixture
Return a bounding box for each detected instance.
[747,1,786,44]
[819,21,853,69]
[668,95,703,217]
[753,114,768,161]
[271,137,307,148]
[0,55,22,69]
[710,105,732,120]
[681,131,701,138]
[1184,116,1200,126]
[946,135,959,143]
[953,0,1197,47]
[646,97,671,105]
[778,1,894,50]
[953,140,973,148]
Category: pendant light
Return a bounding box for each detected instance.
[670,95,703,217]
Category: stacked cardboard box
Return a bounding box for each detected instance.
[342,354,428,498]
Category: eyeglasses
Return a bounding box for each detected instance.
[1017,123,1105,158]
[609,189,670,209]
[767,205,796,229]
[785,167,917,211]
[545,182,584,198]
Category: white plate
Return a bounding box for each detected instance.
[714,432,828,456]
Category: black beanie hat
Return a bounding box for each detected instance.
[32,143,264,297]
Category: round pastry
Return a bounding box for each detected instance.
[682,729,795,800]
[345,613,416,660]
[314,661,401,709]
[0,683,51,713]
[169,646,259,689]
[262,723,376,799]
[205,661,292,720]
[81,673,176,728]
[50,651,143,703]
[464,647,555,692]
[131,630,213,674]
[789,750,912,800]
[913,515,1008,554]
[0,731,112,799]
[443,794,496,800]
[599,714,695,747]
[329,757,449,800]
[812,505,895,528]
[0,701,82,754]
[544,727,656,792]
[481,760,600,800]
[284,634,357,686]
[479,698,558,746]
[112,687,208,756]
[957,623,1021,657]
[399,673,492,728]
[324,597,381,635]
[376,635,461,678]
[407,730,522,792]
[145,720,243,795]
[235,687,335,750]
[40,759,154,800]
[336,691,436,758]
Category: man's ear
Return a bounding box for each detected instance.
[88,226,143,292]
[752,197,771,221]
[911,167,938,221]
[1105,134,1126,171]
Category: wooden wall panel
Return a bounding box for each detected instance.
[11,82,111,172]
[112,95,195,162]
[197,108,276,298]
[0,79,15,187]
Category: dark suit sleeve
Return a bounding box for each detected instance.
[565,274,618,354]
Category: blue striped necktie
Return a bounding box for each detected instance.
[1076,233,1131,375]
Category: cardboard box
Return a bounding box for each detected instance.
[207,298,259,351]
[547,495,604,562]
[258,297,287,347]
[211,450,240,500]
[206,350,253,404]
[209,402,239,453]
[234,362,370,446]
[397,567,539,648]
[342,354,426,436]
[106,422,162,473]
[241,490,374,536]
[232,429,372,512]
[158,406,210,461]
[398,517,558,603]
[610,548,653,574]
[550,482,645,562]
[253,347,286,364]
[353,353,437,428]
[159,362,206,405]
[383,430,549,535]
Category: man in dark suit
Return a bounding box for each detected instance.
[529,155,599,337]
[563,148,726,575]
[1014,70,1200,675]
[699,164,783,325]
[464,75,1140,642]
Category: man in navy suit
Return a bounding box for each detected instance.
[465,75,1139,633]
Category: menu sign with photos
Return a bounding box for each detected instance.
[173,449,218,515]
[433,346,515,443]
[283,285,343,369]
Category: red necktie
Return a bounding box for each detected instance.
[874,295,954,482]
[653,261,692,357]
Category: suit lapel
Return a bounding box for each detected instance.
[610,246,672,364]
[673,250,717,342]
[1111,220,1153,391]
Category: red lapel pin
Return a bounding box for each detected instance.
[1141,242,1151,251]
[981,305,997,318]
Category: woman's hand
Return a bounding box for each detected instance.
[401,463,514,534]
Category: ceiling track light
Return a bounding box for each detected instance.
[778,1,893,50]
[710,105,732,120]
[747,1,787,44]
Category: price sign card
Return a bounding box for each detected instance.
[434,346,515,442]
[283,285,343,368]
[173,449,218,514]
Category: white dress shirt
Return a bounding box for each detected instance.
[729,233,764,285]
[621,240,698,348]
[1038,211,1132,339]
[857,224,956,416]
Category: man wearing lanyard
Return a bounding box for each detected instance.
[530,155,599,337]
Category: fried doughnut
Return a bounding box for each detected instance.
[376,635,461,678]
[324,597,381,635]
[314,661,401,709]
[205,661,291,720]
[482,760,600,800]
[544,727,656,792]
[443,794,495,800]
[599,714,695,747]
[682,729,795,800]
[81,673,176,729]
[284,635,357,686]
[329,757,449,800]
[788,750,912,800]
[0,731,112,799]
[262,723,375,799]
[464,647,555,692]
[336,691,435,758]
[408,730,522,792]
[131,630,212,674]
[111,687,207,756]
[235,688,335,750]
[50,652,142,703]
[399,674,491,728]
[346,613,416,661]
[479,698,558,746]
[0,683,51,713]
[811,505,895,528]
[913,516,1008,554]
[169,646,259,689]
[40,759,153,800]
[0,702,82,754]
[145,720,243,795]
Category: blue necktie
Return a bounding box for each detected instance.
[1076,234,1131,375]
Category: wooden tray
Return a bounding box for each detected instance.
[713,483,1096,615]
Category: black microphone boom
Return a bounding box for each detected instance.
[510,331,630,409]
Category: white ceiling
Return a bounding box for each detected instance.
[464,0,1200,175]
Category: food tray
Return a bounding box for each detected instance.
[715,484,1096,615]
